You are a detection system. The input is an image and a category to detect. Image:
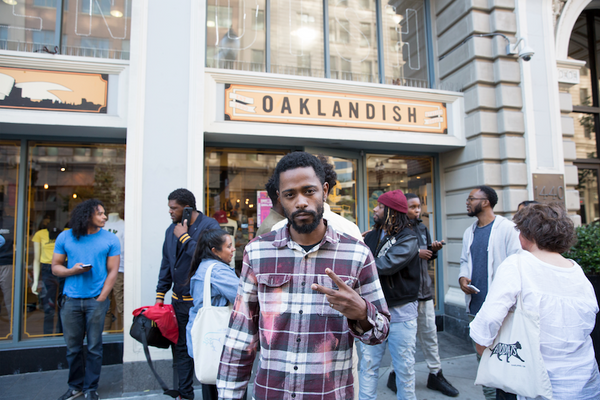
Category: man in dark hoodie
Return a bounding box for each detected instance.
[155,188,220,400]
[386,193,459,397]
[359,190,420,400]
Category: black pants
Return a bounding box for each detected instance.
[496,389,517,400]
[172,301,195,399]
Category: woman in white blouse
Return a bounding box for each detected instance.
[470,203,600,399]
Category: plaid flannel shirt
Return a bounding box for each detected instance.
[217,223,390,400]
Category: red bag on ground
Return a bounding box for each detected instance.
[132,303,178,344]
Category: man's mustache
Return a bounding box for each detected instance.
[291,209,317,220]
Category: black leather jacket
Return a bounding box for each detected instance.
[364,227,420,308]
[408,219,437,301]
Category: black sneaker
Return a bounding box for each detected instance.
[387,370,397,393]
[84,391,98,400]
[427,370,459,397]
[57,389,83,400]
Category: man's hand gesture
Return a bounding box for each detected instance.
[312,268,368,322]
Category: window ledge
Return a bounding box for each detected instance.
[0,49,129,75]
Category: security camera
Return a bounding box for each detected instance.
[506,38,534,62]
[518,46,534,62]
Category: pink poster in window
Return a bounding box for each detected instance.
[257,191,272,227]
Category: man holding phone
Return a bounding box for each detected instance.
[156,189,220,400]
[51,199,120,400]
[458,185,521,400]
[383,193,459,397]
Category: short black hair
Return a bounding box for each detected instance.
[265,175,278,205]
[518,200,539,209]
[168,188,196,210]
[317,154,337,192]
[475,185,498,209]
[404,193,419,201]
[272,152,326,192]
[70,199,105,240]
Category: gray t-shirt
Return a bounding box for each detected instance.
[469,219,494,316]
[389,300,418,323]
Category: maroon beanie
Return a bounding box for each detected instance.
[378,190,408,214]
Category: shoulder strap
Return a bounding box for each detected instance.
[139,317,180,398]
[515,253,525,310]
[203,262,218,308]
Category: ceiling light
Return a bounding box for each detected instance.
[3,0,18,5]
[110,1,124,18]
[60,167,66,172]
[44,183,49,189]
[72,193,77,199]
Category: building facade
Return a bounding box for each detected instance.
[0,0,598,392]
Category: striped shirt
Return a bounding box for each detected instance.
[217,222,390,400]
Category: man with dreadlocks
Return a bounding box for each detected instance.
[51,199,121,400]
[359,190,421,400]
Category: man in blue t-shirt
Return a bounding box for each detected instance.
[458,186,521,400]
[52,199,120,400]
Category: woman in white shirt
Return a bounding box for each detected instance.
[470,203,600,399]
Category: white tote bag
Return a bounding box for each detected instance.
[191,262,233,384]
[474,256,553,399]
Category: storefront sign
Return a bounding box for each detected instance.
[0,67,108,113]
[225,84,447,134]
[532,174,565,205]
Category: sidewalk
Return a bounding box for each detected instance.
[0,332,482,400]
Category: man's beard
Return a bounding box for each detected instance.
[285,203,324,234]
[467,202,483,217]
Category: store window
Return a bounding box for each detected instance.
[0,141,20,341]
[366,154,438,304]
[206,0,432,88]
[0,0,131,59]
[271,1,324,77]
[205,148,288,272]
[567,10,600,223]
[206,0,267,71]
[22,143,126,339]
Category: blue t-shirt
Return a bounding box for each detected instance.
[54,229,121,298]
[469,219,494,316]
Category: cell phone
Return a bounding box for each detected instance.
[82,264,92,269]
[182,207,193,226]
[467,284,480,293]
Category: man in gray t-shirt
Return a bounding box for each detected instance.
[459,185,521,400]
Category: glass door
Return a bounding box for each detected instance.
[304,148,362,230]
[0,141,20,341]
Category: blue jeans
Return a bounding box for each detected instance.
[359,319,417,400]
[60,296,109,392]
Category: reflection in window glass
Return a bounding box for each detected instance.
[572,112,598,159]
[329,0,378,83]
[270,0,324,77]
[382,0,429,88]
[61,0,132,59]
[205,149,287,273]
[23,143,126,339]
[0,1,57,52]
[577,168,599,224]
[0,142,20,341]
[320,156,358,225]
[366,154,437,305]
[206,0,267,72]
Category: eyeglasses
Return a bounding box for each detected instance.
[466,197,487,203]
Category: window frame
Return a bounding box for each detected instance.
[208,0,435,88]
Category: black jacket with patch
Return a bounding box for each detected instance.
[364,226,420,308]
[408,219,437,301]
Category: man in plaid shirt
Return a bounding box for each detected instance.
[217,152,390,400]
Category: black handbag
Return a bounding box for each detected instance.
[130,313,171,349]
[129,311,180,398]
